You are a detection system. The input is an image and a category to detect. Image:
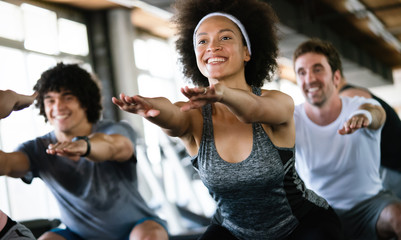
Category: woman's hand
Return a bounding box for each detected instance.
[180,84,222,111]
[112,93,160,118]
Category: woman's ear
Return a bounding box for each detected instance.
[244,46,251,62]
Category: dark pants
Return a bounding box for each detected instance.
[286,206,344,240]
[198,224,238,240]
[200,206,344,240]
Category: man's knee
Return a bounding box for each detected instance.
[38,231,67,240]
[377,202,401,238]
[129,220,168,240]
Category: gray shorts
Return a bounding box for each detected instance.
[334,190,400,240]
[0,222,35,240]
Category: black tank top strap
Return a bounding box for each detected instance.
[201,104,214,141]
[251,85,261,96]
[339,83,356,93]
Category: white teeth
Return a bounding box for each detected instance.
[208,57,226,64]
[308,87,319,93]
[54,115,68,120]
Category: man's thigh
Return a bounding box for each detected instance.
[334,190,400,239]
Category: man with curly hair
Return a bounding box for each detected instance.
[113,0,344,239]
[0,63,168,240]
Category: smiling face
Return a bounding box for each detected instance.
[294,52,340,107]
[194,16,251,82]
[44,89,90,137]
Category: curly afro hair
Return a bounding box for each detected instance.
[33,62,102,123]
[173,0,279,88]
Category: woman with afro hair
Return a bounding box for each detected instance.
[113,0,344,239]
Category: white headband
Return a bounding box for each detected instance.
[193,12,252,55]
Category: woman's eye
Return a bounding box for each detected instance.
[198,39,206,45]
[222,36,231,40]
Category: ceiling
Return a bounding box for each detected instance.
[280,0,401,69]
[40,0,401,87]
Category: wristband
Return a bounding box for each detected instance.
[72,136,91,157]
[348,109,372,125]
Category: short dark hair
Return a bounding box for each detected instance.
[293,38,344,77]
[173,0,279,88]
[33,62,102,123]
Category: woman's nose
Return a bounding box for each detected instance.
[207,40,222,52]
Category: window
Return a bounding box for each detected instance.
[0,1,24,41]
[22,3,59,55]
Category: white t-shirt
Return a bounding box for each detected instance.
[294,96,383,210]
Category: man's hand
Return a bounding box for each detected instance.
[47,140,88,161]
[338,113,370,135]
[339,103,385,135]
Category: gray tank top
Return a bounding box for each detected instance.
[191,87,329,240]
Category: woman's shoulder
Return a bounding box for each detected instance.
[261,88,290,98]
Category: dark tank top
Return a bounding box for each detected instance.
[191,87,329,239]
